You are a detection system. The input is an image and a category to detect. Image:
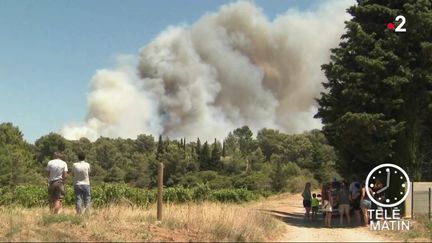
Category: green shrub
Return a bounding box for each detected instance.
[164,187,193,203]
[192,183,211,202]
[0,190,14,205]
[285,174,318,193]
[13,185,46,207]
[211,188,257,203]
[233,172,272,191]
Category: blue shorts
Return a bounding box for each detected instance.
[360,199,371,209]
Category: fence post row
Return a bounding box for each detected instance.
[429,187,431,220]
[411,182,414,219]
[157,162,164,221]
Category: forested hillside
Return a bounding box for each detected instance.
[0,122,338,193]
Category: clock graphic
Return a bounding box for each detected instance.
[365,163,411,208]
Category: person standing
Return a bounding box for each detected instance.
[322,183,333,228]
[302,182,312,219]
[360,182,373,226]
[72,152,91,214]
[337,181,351,227]
[46,152,68,214]
[349,176,360,196]
[351,182,362,225]
[311,193,320,220]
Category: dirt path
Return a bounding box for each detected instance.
[255,194,396,242]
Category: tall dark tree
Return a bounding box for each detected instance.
[222,141,226,157]
[156,135,164,160]
[196,138,201,155]
[315,0,432,179]
[200,141,211,170]
[196,137,202,164]
[211,139,222,170]
[164,137,170,152]
[183,137,187,158]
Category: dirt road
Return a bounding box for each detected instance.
[255,194,396,242]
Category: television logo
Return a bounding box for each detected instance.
[387,15,406,32]
[365,163,411,231]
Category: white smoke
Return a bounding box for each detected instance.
[61,0,353,142]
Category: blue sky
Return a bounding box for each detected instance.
[0,0,338,143]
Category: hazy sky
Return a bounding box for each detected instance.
[0,0,349,143]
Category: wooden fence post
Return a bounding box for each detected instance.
[157,162,164,221]
[411,182,414,219]
[429,187,431,220]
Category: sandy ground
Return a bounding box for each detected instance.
[254,193,398,242]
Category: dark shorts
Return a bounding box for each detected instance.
[352,199,360,210]
[303,199,311,208]
[312,206,319,213]
[48,180,65,202]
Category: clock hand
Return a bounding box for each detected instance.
[386,170,390,187]
[376,171,390,194]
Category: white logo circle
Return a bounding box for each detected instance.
[365,163,410,208]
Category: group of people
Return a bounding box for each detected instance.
[301,177,373,228]
[46,152,91,214]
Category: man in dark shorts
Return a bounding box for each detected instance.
[46,152,68,214]
[351,182,361,225]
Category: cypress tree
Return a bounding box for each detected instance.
[315,0,432,179]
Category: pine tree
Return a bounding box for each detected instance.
[0,123,44,187]
[183,137,186,158]
[196,138,201,156]
[315,0,432,179]
[200,141,211,170]
[222,141,226,157]
[211,139,222,170]
[156,135,164,160]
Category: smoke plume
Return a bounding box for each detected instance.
[61,0,352,142]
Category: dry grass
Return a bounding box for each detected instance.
[161,202,283,241]
[369,214,432,242]
[0,202,284,242]
[397,215,432,242]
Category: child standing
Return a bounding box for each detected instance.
[311,193,320,220]
[302,182,312,219]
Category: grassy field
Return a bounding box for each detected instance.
[376,214,432,242]
[0,201,284,242]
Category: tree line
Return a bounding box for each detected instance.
[0,122,338,193]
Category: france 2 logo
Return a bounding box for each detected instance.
[387,15,406,32]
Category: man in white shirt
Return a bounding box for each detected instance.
[72,152,91,214]
[46,152,68,214]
